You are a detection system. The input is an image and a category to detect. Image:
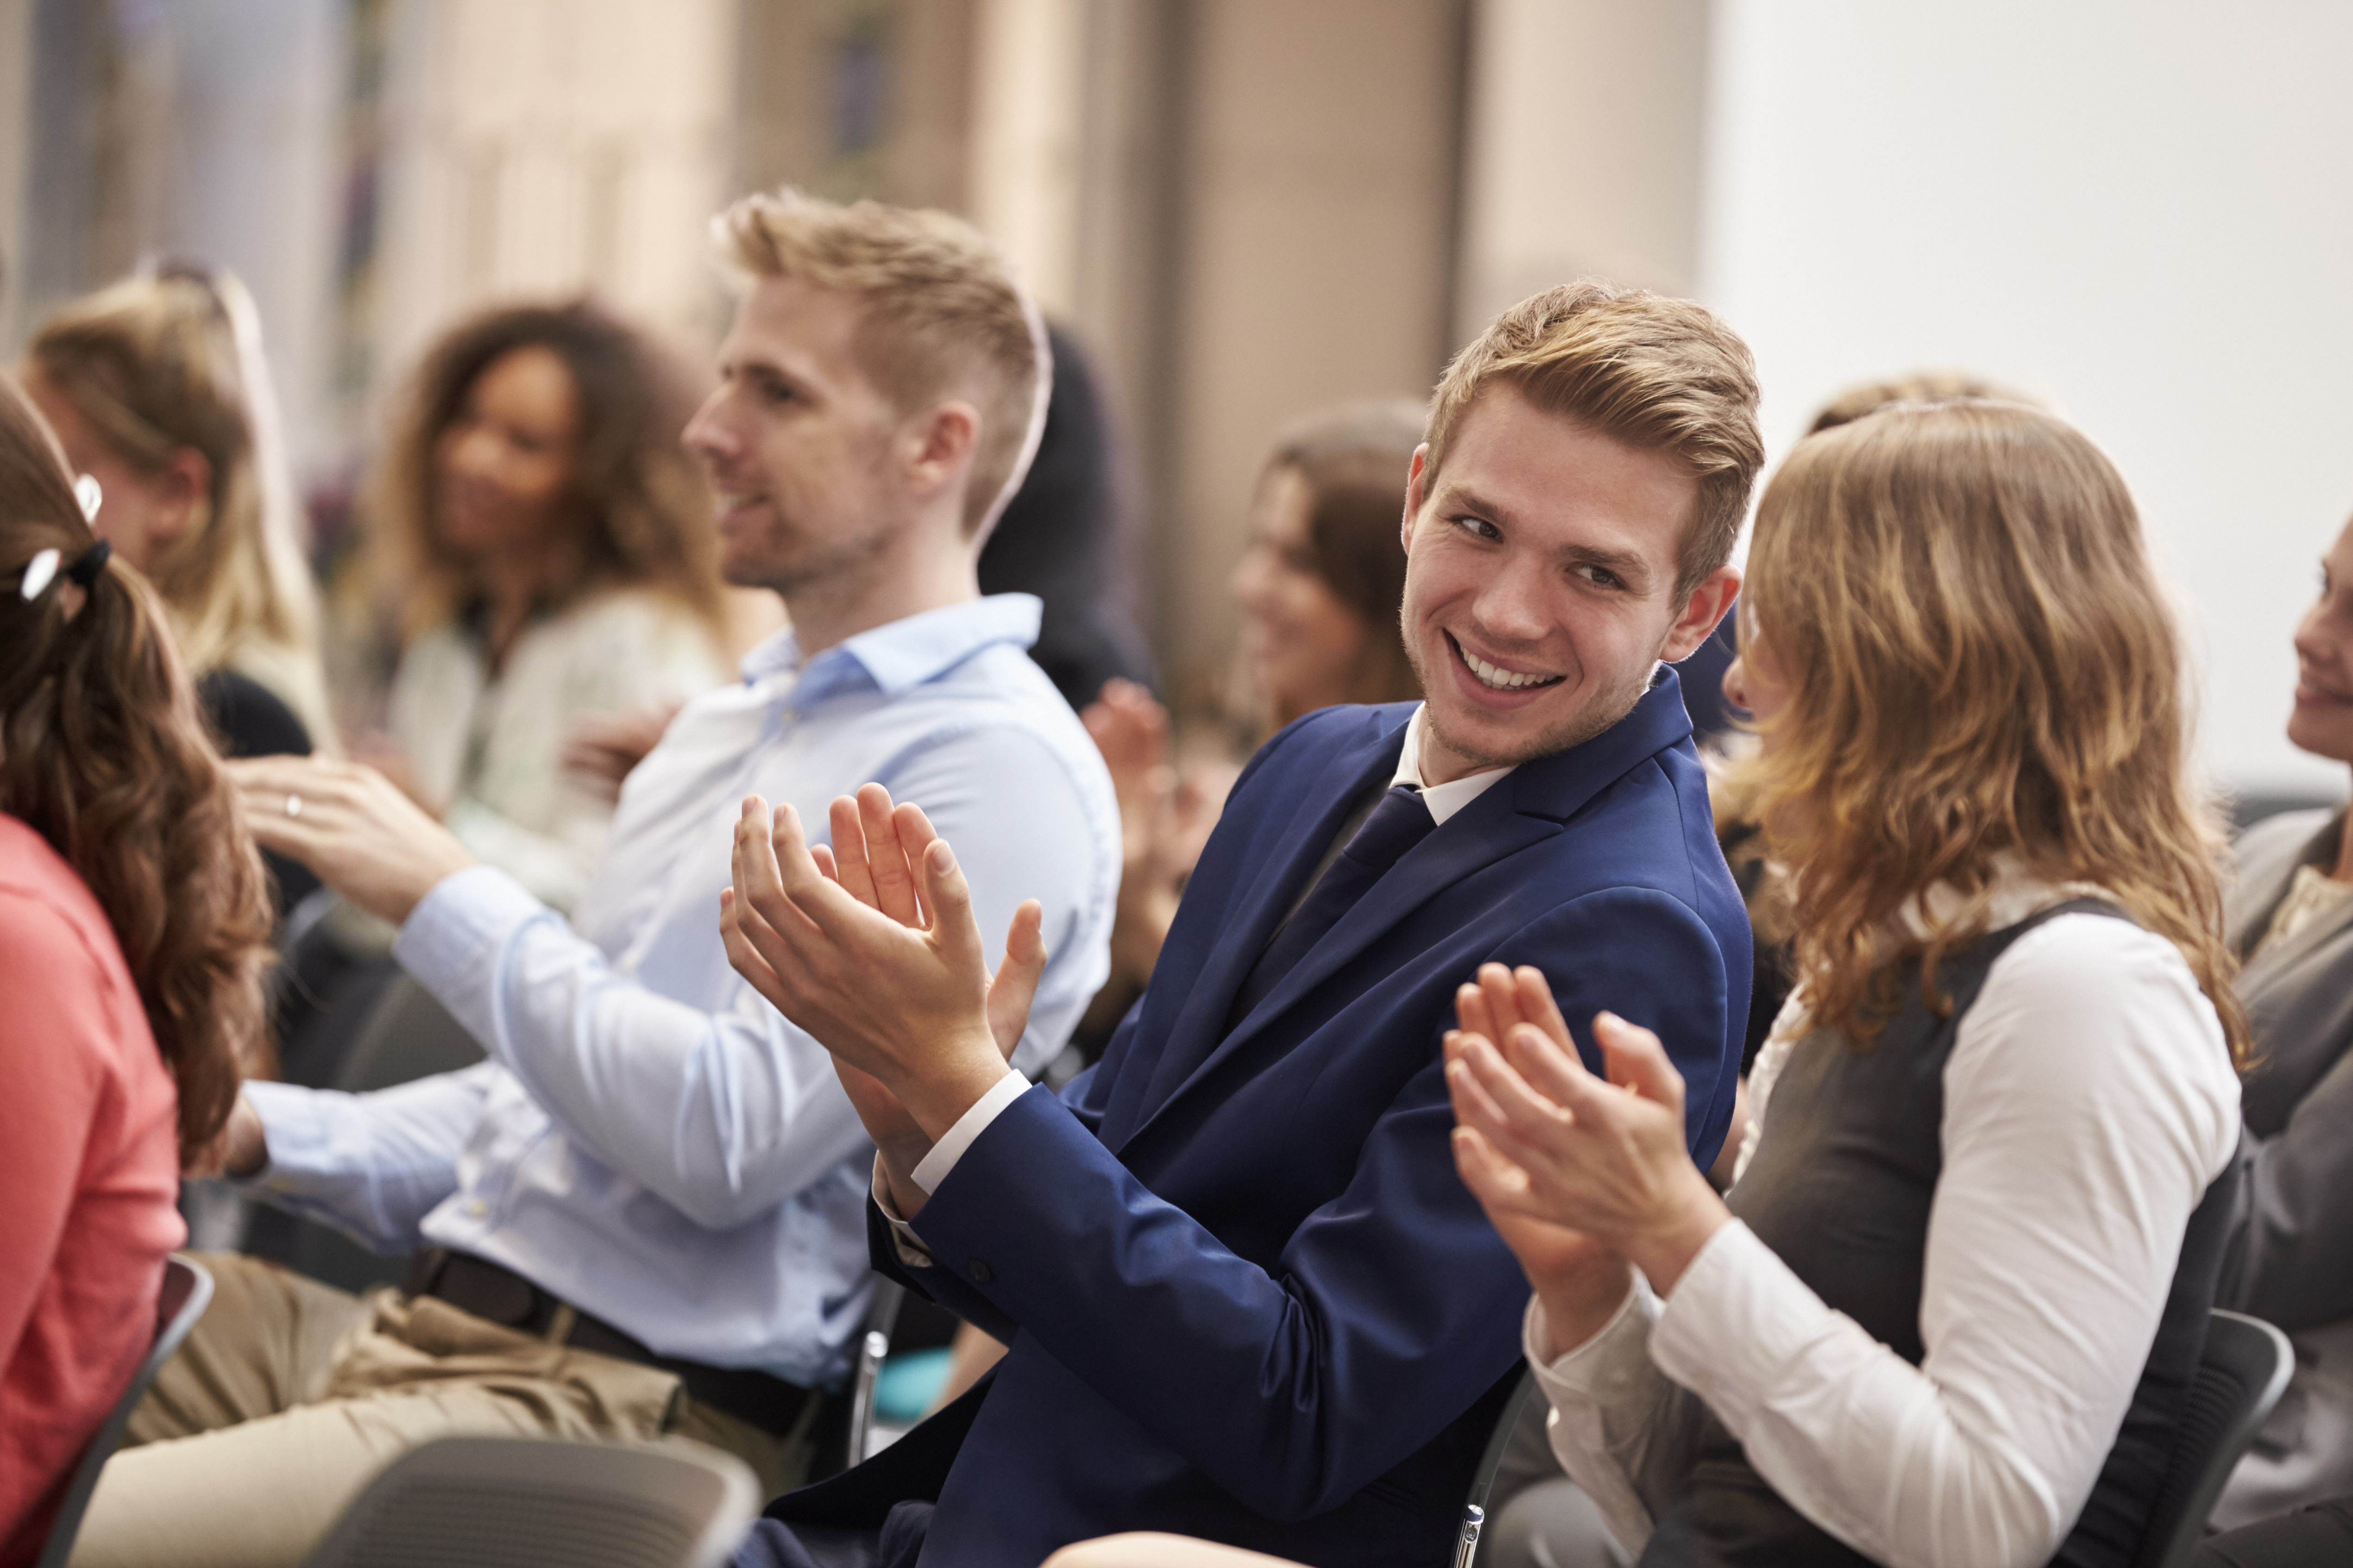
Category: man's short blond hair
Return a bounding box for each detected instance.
[1423,282,1763,596]
[715,189,1044,538]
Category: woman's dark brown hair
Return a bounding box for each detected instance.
[369,300,722,639]
[0,375,270,1166]
[1263,401,1426,718]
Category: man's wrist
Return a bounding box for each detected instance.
[900,1032,1021,1144]
[878,1149,932,1220]
[380,850,478,927]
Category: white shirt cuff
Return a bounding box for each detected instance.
[909,1068,1028,1195]
[873,1159,938,1269]
[390,862,543,988]
[1524,1274,1656,1396]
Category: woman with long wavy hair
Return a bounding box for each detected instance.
[23,265,334,758]
[24,267,335,915]
[0,376,271,1563]
[1440,399,2248,1568]
[350,301,730,912]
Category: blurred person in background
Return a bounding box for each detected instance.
[977,323,1157,710]
[355,301,731,913]
[22,264,334,912]
[2203,502,2353,1537]
[0,379,271,1566]
[1230,401,1427,738]
[1075,403,1427,1054]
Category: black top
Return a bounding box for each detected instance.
[197,668,319,914]
[1645,900,2242,1567]
[976,323,1158,711]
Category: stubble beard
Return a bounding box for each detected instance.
[729,506,906,613]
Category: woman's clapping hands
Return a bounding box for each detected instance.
[1444,963,1732,1358]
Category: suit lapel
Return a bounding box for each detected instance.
[1126,709,1410,1122]
[1199,796,1557,1056]
[1121,674,1699,1147]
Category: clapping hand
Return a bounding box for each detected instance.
[721,784,1047,1210]
[1444,963,1730,1357]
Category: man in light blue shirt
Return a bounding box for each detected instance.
[69,191,1116,1568]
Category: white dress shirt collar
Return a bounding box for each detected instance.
[737,592,1044,694]
[1394,703,1514,826]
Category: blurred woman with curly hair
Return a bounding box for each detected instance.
[0,376,271,1562]
[355,301,731,911]
[24,265,336,913]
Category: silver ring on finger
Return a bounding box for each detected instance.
[285,794,304,818]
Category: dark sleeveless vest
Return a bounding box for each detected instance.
[1641,900,2242,1568]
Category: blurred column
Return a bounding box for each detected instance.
[0,0,34,348]
[966,0,1086,313]
[730,0,975,212]
[371,0,739,396]
[1454,0,1711,334]
[738,0,1473,703]
[1156,0,1469,707]
[2,0,348,473]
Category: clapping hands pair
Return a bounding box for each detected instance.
[717,778,1732,1312]
[1444,964,1731,1358]
[720,783,1046,1211]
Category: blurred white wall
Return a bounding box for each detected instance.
[1702,0,2353,802]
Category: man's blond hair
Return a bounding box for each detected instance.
[1423,282,1763,597]
[715,189,1045,538]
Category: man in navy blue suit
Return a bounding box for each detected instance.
[718,281,1765,1568]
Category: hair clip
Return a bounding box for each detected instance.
[18,548,61,601]
[63,539,112,588]
[75,474,102,521]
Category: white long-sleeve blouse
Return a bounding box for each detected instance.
[1530,873,2241,1568]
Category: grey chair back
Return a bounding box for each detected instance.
[2132,1309,2295,1568]
[1457,1367,1542,1568]
[282,971,488,1295]
[36,1254,215,1568]
[844,1279,908,1470]
[299,1436,758,1568]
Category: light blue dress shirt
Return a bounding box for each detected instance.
[244,595,1118,1387]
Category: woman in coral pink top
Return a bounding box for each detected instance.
[0,376,270,1567]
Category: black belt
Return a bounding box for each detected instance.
[406,1248,827,1438]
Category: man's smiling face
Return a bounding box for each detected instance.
[1398,384,1728,782]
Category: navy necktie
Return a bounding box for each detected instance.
[1227,783,1435,1030]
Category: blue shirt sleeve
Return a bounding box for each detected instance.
[385,721,1112,1234]
[241,1066,496,1252]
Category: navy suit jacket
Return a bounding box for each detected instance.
[752,675,1750,1568]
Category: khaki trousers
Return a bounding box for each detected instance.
[69,1253,812,1568]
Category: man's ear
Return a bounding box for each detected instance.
[902,401,981,504]
[151,447,213,549]
[1401,444,1431,552]
[1658,563,1741,664]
